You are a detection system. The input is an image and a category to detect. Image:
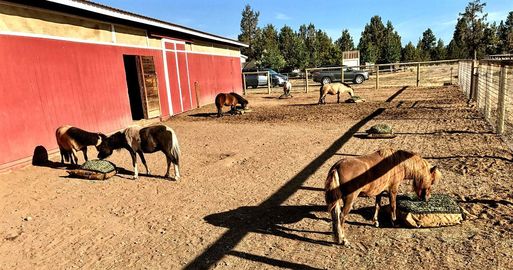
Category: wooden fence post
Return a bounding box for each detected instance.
[469,60,476,101]
[450,67,453,85]
[305,69,309,93]
[267,71,271,95]
[375,65,379,89]
[416,63,420,87]
[242,73,247,95]
[497,64,507,134]
[194,82,201,108]
[341,53,345,84]
[484,64,491,121]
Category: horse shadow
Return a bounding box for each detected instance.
[286,103,320,107]
[346,205,396,228]
[188,112,218,118]
[31,145,80,170]
[204,205,334,246]
[115,167,178,181]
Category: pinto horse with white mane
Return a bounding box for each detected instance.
[318,82,354,104]
[97,124,180,180]
[324,148,441,245]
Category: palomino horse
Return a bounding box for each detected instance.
[55,125,103,164]
[324,148,441,245]
[97,124,180,180]
[318,83,354,104]
[215,92,248,117]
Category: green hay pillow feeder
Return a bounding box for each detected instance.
[67,159,117,180]
[396,194,463,228]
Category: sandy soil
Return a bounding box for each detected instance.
[1,85,513,270]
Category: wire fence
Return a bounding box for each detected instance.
[299,60,459,92]
[458,59,513,148]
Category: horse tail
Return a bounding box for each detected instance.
[215,94,223,117]
[325,167,343,244]
[169,128,180,166]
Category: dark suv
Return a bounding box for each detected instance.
[312,66,369,84]
[243,68,288,88]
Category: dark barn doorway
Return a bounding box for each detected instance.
[122,55,161,121]
[123,55,145,120]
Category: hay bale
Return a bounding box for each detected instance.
[397,194,463,227]
[67,159,116,180]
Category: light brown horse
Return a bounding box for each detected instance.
[324,148,441,245]
[215,92,248,117]
[318,83,354,104]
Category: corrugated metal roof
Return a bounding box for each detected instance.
[45,0,248,48]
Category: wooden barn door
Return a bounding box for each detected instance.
[139,56,161,118]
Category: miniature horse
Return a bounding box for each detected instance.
[55,125,103,164]
[215,92,248,117]
[324,148,441,245]
[97,124,180,180]
[318,82,354,104]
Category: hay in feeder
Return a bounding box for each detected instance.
[396,194,463,228]
[67,159,116,180]
[365,123,396,138]
[345,95,365,103]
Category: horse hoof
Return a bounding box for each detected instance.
[374,221,380,228]
[133,175,138,180]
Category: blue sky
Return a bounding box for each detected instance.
[96,0,513,46]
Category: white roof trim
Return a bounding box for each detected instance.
[45,0,249,48]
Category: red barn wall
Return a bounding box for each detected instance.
[0,35,243,169]
[0,35,168,167]
[186,53,242,107]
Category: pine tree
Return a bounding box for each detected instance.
[335,29,355,52]
[299,24,320,67]
[432,39,447,60]
[417,28,437,61]
[382,21,402,64]
[460,0,488,59]
[358,16,386,64]
[483,22,500,55]
[316,30,338,66]
[256,24,285,70]
[238,5,260,60]
[447,16,470,59]
[401,42,419,62]
[278,26,296,70]
[499,11,513,53]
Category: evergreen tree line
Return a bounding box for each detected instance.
[238,0,513,71]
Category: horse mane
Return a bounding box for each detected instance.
[107,131,128,149]
[377,148,430,183]
[230,92,248,104]
[341,82,353,89]
[67,127,100,146]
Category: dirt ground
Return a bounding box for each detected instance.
[1,85,513,270]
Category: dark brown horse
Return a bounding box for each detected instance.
[324,148,441,245]
[215,92,248,117]
[55,125,103,164]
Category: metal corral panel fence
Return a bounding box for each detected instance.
[458,59,513,147]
